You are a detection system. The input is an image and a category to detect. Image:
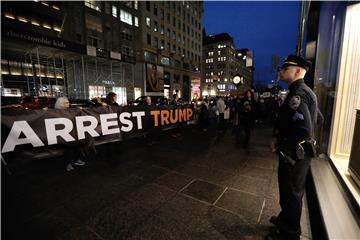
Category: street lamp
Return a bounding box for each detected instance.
[233,75,243,89]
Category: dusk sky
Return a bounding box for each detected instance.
[204,1,300,86]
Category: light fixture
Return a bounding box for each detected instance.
[42,23,51,29]
[41,2,49,6]
[52,5,60,10]
[18,16,29,23]
[31,20,40,26]
[53,26,61,32]
[4,13,15,19]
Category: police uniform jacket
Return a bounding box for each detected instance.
[276,79,318,149]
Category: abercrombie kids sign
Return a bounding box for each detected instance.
[1,105,193,154]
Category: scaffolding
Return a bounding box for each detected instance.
[2,45,135,101]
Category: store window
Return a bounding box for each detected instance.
[329,3,360,162]
[134,88,142,100]
[112,87,127,105]
[89,85,106,99]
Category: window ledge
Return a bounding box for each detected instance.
[310,155,360,239]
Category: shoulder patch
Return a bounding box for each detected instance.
[289,95,301,110]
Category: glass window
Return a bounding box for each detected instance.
[134,87,142,100]
[153,4,158,15]
[112,87,127,106]
[146,17,151,27]
[84,0,101,12]
[120,9,133,25]
[153,21,158,32]
[89,85,106,99]
[133,0,138,10]
[112,5,117,17]
[134,16,139,27]
[161,56,170,66]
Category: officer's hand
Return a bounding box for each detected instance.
[270,138,278,153]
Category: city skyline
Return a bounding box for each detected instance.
[204,1,300,87]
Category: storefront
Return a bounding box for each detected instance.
[304,1,360,208]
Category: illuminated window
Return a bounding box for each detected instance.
[89,85,106,99]
[1,60,9,75]
[153,21,158,32]
[133,0,138,10]
[112,5,117,17]
[134,87,142,99]
[146,17,151,27]
[120,9,133,25]
[134,16,139,27]
[112,87,127,105]
[84,0,101,12]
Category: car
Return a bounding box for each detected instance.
[1,96,56,110]
[69,99,96,108]
[130,96,169,106]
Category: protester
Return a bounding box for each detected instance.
[236,90,256,148]
[216,96,225,133]
[105,92,119,106]
[54,97,86,171]
[170,94,181,138]
[267,55,318,240]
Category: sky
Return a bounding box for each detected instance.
[204,1,300,86]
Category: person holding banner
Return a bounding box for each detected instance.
[105,92,119,106]
[54,97,86,172]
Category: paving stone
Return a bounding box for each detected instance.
[215,188,265,224]
[238,166,274,182]
[154,171,194,192]
[230,175,269,196]
[86,199,153,240]
[180,179,225,204]
[245,156,277,170]
[11,206,90,240]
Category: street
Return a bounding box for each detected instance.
[3,124,311,240]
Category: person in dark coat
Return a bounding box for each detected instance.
[105,92,119,106]
[236,89,256,148]
[267,55,318,240]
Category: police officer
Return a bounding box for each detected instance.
[267,55,318,240]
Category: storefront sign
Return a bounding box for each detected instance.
[3,29,86,54]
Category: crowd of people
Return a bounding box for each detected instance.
[194,90,285,148]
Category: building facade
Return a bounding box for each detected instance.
[202,33,252,97]
[136,1,203,101]
[1,1,141,105]
[299,1,360,234]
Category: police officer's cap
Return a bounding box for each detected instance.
[281,54,312,71]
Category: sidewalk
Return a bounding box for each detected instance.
[3,124,311,240]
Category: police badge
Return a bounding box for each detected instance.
[289,96,301,110]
